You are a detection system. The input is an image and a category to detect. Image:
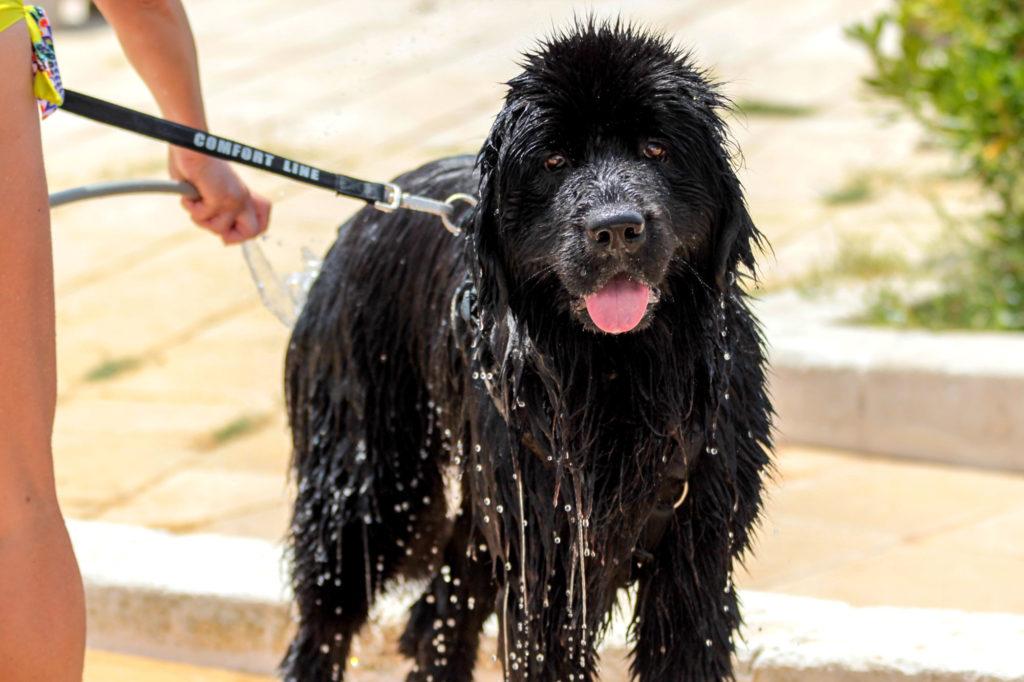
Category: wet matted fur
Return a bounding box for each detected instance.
[282,20,772,682]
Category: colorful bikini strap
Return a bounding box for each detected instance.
[25,5,64,118]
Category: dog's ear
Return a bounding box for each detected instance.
[468,103,519,314]
[712,173,758,291]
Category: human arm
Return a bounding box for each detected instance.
[92,0,271,243]
[0,23,86,682]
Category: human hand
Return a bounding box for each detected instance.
[168,147,271,244]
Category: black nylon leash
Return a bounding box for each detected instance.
[60,89,389,204]
[58,90,478,233]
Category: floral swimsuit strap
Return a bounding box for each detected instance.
[25,5,64,118]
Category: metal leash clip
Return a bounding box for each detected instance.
[375,182,478,235]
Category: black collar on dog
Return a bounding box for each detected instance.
[59,90,477,232]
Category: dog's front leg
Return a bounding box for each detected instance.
[401,507,497,682]
[490,542,604,682]
[495,582,597,682]
[630,476,741,681]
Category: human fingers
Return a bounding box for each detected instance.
[198,210,236,242]
[181,195,219,224]
[253,193,272,235]
[221,206,258,245]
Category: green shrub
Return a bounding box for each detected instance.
[848,0,1024,330]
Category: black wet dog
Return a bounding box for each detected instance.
[282,20,772,682]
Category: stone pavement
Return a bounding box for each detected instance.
[39,0,1022,675]
[85,647,638,682]
[84,650,275,682]
[83,649,522,682]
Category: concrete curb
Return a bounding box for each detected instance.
[73,520,293,674]
[760,293,1024,472]
[71,520,1024,681]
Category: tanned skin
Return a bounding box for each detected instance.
[1,2,269,679]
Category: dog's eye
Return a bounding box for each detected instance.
[643,142,667,160]
[544,154,567,172]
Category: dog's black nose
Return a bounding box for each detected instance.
[585,210,646,254]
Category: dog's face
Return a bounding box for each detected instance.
[473,22,755,335]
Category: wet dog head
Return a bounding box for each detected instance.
[470,20,758,335]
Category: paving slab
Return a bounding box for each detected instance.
[742,448,1024,613]
[84,649,274,682]
[94,469,289,533]
[772,536,1024,614]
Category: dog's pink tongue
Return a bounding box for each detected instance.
[585,276,651,334]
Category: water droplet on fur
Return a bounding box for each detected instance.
[320,643,330,654]
[723,352,731,361]
[705,639,713,647]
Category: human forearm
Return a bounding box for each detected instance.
[0,506,86,682]
[93,0,271,242]
[92,0,207,128]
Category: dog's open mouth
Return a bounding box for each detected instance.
[584,274,653,334]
